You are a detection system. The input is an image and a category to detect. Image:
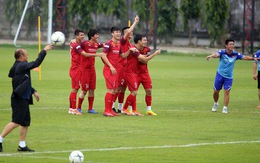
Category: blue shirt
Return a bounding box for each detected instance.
[217,49,243,79]
[254,50,260,71]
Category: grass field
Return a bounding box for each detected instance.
[0,44,259,162]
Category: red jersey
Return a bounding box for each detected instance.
[81,40,103,70]
[125,45,140,74]
[118,37,130,67]
[70,42,84,72]
[102,40,121,69]
[138,47,151,74]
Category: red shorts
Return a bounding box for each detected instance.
[138,72,152,89]
[117,66,126,87]
[81,69,96,91]
[125,73,138,91]
[103,66,118,89]
[69,70,81,89]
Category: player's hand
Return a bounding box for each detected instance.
[206,55,212,60]
[70,39,76,43]
[129,47,139,53]
[97,53,103,57]
[135,15,140,23]
[155,48,161,54]
[110,66,116,75]
[44,44,53,51]
[33,91,40,102]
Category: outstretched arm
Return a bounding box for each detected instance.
[123,15,140,40]
[138,49,161,64]
[206,53,219,60]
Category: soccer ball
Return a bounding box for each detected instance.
[69,150,84,163]
[51,31,65,46]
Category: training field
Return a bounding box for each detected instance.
[0,45,259,162]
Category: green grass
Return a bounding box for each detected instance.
[0,45,260,162]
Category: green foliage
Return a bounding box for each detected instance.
[204,0,230,47]
[133,0,178,44]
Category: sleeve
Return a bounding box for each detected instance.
[75,44,84,54]
[102,42,110,54]
[19,50,47,71]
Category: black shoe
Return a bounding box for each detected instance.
[0,143,2,152]
[17,146,35,152]
[117,109,121,113]
[112,108,117,113]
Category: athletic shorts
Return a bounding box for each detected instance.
[81,69,96,91]
[257,71,260,89]
[103,66,118,89]
[117,66,126,87]
[11,97,30,126]
[213,72,233,90]
[125,73,138,91]
[137,72,152,89]
[69,70,81,90]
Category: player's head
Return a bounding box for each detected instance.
[134,34,147,47]
[88,29,99,40]
[14,48,28,61]
[110,26,121,41]
[122,26,133,39]
[225,39,235,51]
[74,29,85,42]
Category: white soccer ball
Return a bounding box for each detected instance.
[69,150,84,163]
[51,31,65,46]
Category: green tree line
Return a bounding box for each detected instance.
[3,0,229,47]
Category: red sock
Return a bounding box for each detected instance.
[145,95,152,107]
[118,92,125,103]
[88,97,94,110]
[70,92,77,109]
[132,96,137,111]
[123,94,135,109]
[113,92,118,103]
[104,92,113,112]
[77,97,84,109]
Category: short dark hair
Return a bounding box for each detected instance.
[122,27,130,35]
[134,34,145,44]
[87,29,99,40]
[225,39,234,45]
[74,29,84,36]
[14,49,23,59]
[110,26,121,33]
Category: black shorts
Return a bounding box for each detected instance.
[11,97,31,126]
[258,71,260,89]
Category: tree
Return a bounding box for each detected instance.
[204,0,229,47]
[132,0,178,45]
[180,0,201,46]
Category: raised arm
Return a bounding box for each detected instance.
[123,15,140,40]
[138,49,161,64]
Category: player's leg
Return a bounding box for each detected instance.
[87,89,98,114]
[257,71,260,108]
[69,72,81,115]
[118,85,126,113]
[211,72,223,112]
[222,77,233,114]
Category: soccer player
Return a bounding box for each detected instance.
[68,29,102,115]
[122,34,161,116]
[0,44,53,152]
[101,26,137,117]
[77,29,103,114]
[253,49,260,108]
[112,15,140,113]
[207,39,256,113]
[137,42,158,116]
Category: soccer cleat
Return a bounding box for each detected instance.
[17,146,35,152]
[88,109,98,114]
[0,143,2,152]
[112,108,117,113]
[146,110,157,116]
[68,108,75,114]
[117,109,122,113]
[132,110,144,116]
[111,110,120,116]
[222,108,228,114]
[77,108,83,114]
[103,112,114,117]
[211,103,219,112]
[121,109,134,116]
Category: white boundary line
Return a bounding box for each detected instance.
[0,140,260,157]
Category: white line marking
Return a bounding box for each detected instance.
[0,140,259,157]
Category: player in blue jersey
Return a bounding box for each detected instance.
[206,39,256,113]
[253,49,260,109]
